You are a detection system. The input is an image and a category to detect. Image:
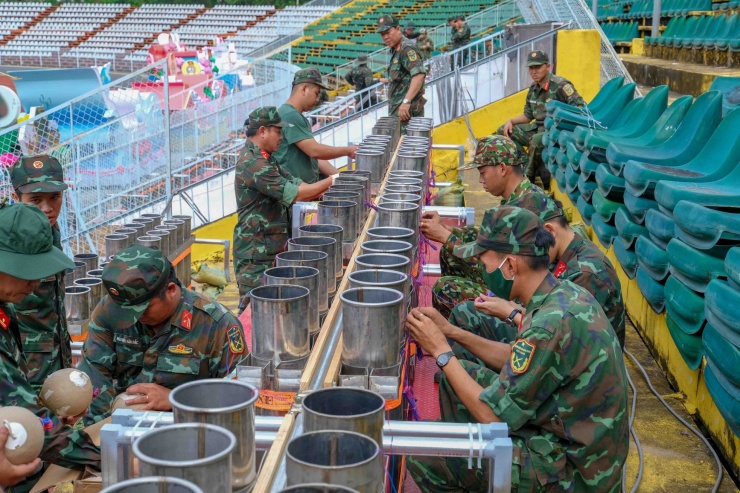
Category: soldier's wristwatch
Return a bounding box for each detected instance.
[436,351,455,368]
[505,308,522,327]
[402,98,410,104]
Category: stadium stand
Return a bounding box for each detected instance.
[0,2,50,41]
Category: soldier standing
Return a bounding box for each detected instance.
[377,15,426,130]
[9,155,72,391]
[498,50,585,189]
[345,55,377,110]
[0,203,100,491]
[78,245,248,423]
[403,21,419,40]
[405,206,629,493]
[414,28,434,60]
[233,107,336,310]
[449,15,471,67]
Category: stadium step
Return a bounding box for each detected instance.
[0,4,59,46]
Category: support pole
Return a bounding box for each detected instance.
[651,0,662,38]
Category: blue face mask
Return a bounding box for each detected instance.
[482,257,515,300]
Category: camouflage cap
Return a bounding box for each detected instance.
[527,50,549,66]
[293,67,329,90]
[454,206,548,258]
[404,21,416,30]
[100,245,172,326]
[11,155,68,193]
[376,14,399,33]
[419,28,427,34]
[356,54,368,64]
[508,191,565,222]
[247,106,284,130]
[0,202,74,280]
[459,135,521,171]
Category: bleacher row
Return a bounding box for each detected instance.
[0,2,334,70]
[542,78,740,437]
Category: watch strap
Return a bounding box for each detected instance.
[436,351,455,368]
[506,308,522,326]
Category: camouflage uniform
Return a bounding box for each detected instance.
[0,203,100,493]
[79,245,246,424]
[377,15,426,128]
[496,50,585,186]
[9,155,72,391]
[448,192,626,357]
[345,56,377,110]
[415,32,435,60]
[233,107,301,300]
[408,207,629,493]
[432,136,542,318]
[449,18,471,67]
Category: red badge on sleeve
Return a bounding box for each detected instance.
[0,308,9,331]
[553,260,567,278]
[181,310,193,330]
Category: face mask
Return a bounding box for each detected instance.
[482,257,515,300]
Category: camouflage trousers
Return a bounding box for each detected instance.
[495,123,549,188]
[448,300,518,364]
[235,257,273,300]
[407,359,540,492]
[432,227,487,318]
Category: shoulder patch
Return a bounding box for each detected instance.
[227,325,246,354]
[408,50,418,62]
[563,84,574,96]
[0,307,9,330]
[510,339,536,374]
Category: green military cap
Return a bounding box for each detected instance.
[10,155,68,193]
[293,67,329,89]
[356,54,368,64]
[100,245,172,326]
[508,191,565,222]
[376,14,399,33]
[0,202,73,280]
[247,106,284,130]
[454,206,548,259]
[404,21,416,30]
[459,135,521,171]
[527,50,549,66]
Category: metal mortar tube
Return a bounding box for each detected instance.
[147,230,171,258]
[384,185,422,196]
[73,253,99,274]
[120,222,148,236]
[376,201,420,233]
[137,235,163,252]
[100,477,204,493]
[65,286,90,339]
[287,236,338,294]
[72,261,87,282]
[395,153,428,173]
[138,213,162,228]
[87,269,103,279]
[75,278,104,310]
[335,174,370,208]
[389,170,425,180]
[387,177,423,188]
[329,184,367,214]
[171,215,193,241]
[379,192,422,207]
[163,220,186,249]
[366,227,416,248]
[156,225,180,253]
[263,266,321,335]
[322,191,362,237]
[275,251,329,313]
[105,234,130,260]
[348,269,410,335]
[113,228,138,248]
[354,253,411,278]
[297,225,344,279]
[360,240,414,262]
[354,149,386,185]
[317,200,358,245]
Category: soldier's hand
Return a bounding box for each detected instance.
[0,426,41,488]
[346,145,358,159]
[474,294,519,321]
[418,307,455,337]
[379,77,389,84]
[125,383,173,411]
[503,120,513,137]
[421,213,452,244]
[406,308,452,357]
[399,103,411,122]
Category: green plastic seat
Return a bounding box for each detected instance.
[658,16,689,46]
[654,155,740,213]
[645,209,675,249]
[703,322,740,388]
[564,165,581,190]
[595,164,626,199]
[703,14,737,52]
[591,189,624,222]
[591,211,619,247]
[667,238,727,293]
[624,108,740,198]
[665,275,706,336]
[673,200,740,250]
[613,237,639,278]
[705,279,740,346]
[716,20,740,52]
[565,142,583,170]
[578,155,601,180]
[666,313,704,370]
[624,192,660,224]
[576,172,598,200]
[566,184,582,205]
[556,168,568,191]
[555,147,568,169]
[703,359,740,437]
[725,247,740,288]
[708,76,740,117]
[577,195,596,225]
[606,91,723,177]
[552,83,637,132]
[636,267,668,313]
[545,76,624,117]
[615,207,648,248]
[636,235,669,281]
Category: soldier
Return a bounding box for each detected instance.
[9,155,72,392]
[233,107,336,310]
[414,28,434,60]
[0,203,100,491]
[445,193,626,364]
[376,15,426,130]
[345,55,377,110]
[274,68,357,184]
[449,15,471,67]
[420,135,542,318]
[403,21,419,40]
[78,245,248,424]
[405,206,629,493]
[498,50,585,189]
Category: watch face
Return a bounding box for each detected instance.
[437,352,451,367]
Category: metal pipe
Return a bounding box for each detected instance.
[306,313,343,391]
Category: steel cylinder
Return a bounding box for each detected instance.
[285,430,383,493]
[366,227,416,247]
[396,153,428,173]
[137,235,163,251]
[318,200,358,244]
[340,287,404,368]
[138,213,162,228]
[87,269,103,279]
[376,202,420,233]
[323,191,363,236]
[114,227,138,241]
[170,379,259,493]
[287,237,337,294]
[75,277,103,309]
[406,126,431,138]
[163,219,186,248]
[348,269,409,299]
[387,177,423,187]
[105,234,130,259]
[360,240,413,262]
[263,266,321,334]
[65,286,90,339]
[133,423,235,493]
[303,387,385,447]
[73,253,98,274]
[72,261,87,282]
[298,225,343,278]
[329,184,368,210]
[276,251,329,313]
[355,149,386,185]
[250,285,311,367]
[384,184,422,196]
[172,215,193,241]
[358,144,390,169]
[156,225,180,252]
[121,222,148,235]
[100,477,204,493]
[147,230,171,257]
[354,253,411,277]
[379,192,422,207]
[389,170,425,180]
[278,485,360,493]
[131,217,155,228]
[335,174,370,210]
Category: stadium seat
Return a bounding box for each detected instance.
[636,235,670,281]
[636,267,668,313]
[673,200,740,250]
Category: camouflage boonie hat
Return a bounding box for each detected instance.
[454,206,548,259]
[356,54,368,64]
[247,106,283,130]
[0,202,74,280]
[376,14,399,33]
[459,135,521,171]
[508,191,565,222]
[527,50,549,66]
[11,155,68,193]
[293,67,329,90]
[404,21,416,30]
[100,245,172,326]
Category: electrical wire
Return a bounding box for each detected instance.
[622,365,644,493]
[624,349,723,493]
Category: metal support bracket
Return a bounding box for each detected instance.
[193,238,232,282]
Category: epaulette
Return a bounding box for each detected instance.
[192,294,229,323]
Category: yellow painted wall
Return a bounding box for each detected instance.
[555,30,601,102]
[192,213,237,262]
